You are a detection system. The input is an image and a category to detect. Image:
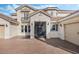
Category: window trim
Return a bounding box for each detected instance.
[21,25,24,32]
[25,25,27,32]
[28,25,30,32]
[21,25,30,33]
[21,12,29,20]
[51,24,58,31]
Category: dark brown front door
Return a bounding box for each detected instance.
[34,22,46,38]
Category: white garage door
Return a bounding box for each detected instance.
[0,25,5,39]
[65,23,79,45]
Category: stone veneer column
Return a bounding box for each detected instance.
[30,21,35,39]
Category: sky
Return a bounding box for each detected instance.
[0,4,79,16]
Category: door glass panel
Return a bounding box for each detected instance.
[35,22,46,38]
[25,25,27,32]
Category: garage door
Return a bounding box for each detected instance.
[0,25,5,39]
[65,23,79,45]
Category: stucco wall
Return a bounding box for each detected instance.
[16,10,21,35]
[58,24,65,40]
[59,15,79,40]
[16,7,34,36]
[48,31,59,38]
[30,12,51,39]
[48,21,59,38]
[47,10,57,17]
[10,24,18,38]
[0,18,10,39]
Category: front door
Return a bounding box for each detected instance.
[34,22,46,38]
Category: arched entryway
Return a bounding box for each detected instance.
[34,22,46,38]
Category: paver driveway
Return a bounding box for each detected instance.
[0,37,78,54]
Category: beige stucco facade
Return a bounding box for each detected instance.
[14,5,70,39]
[59,13,79,45]
[0,5,79,46]
[30,12,51,39]
[0,17,18,39]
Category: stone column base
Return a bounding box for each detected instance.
[30,35,35,39]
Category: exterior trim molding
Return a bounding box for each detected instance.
[0,13,18,25]
[58,10,79,22]
[15,5,36,11]
[29,10,52,18]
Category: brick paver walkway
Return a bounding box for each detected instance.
[0,37,78,54]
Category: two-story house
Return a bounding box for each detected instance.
[0,4,79,45]
[11,5,73,39]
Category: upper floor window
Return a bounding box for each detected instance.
[51,24,58,31]
[51,11,53,16]
[21,12,29,20]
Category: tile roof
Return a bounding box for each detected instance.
[58,10,75,14]
[11,13,17,16]
[0,13,18,25]
[15,5,36,11]
[58,10,79,22]
[28,10,52,18]
[44,7,59,10]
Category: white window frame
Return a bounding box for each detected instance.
[21,25,30,33]
[21,25,24,32]
[21,12,29,20]
[51,24,58,31]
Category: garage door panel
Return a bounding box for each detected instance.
[65,23,79,45]
[0,25,5,39]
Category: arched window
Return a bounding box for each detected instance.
[51,24,58,31]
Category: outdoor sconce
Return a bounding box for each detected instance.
[6,24,8,27]
[60,24,62,27]
[47,23,49,25]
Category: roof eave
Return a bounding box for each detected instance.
[15,5,36,11]
[58,10,79,22]
[29,10,51,18]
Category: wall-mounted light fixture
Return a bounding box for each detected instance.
[6,24,8,27]
[60,24,62,27]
